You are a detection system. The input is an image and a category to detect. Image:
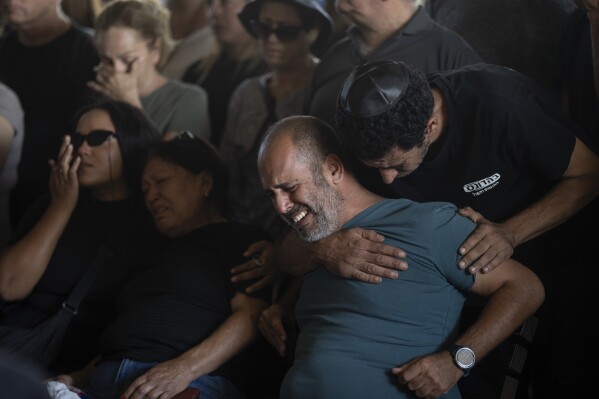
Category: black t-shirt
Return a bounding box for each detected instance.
[306,7,482,129]
[0,25,100,226]
[0,193,164,373]
[182,52,269,147]
[553,8,599,152]
[388,64,575,222]
[98,221,271,386]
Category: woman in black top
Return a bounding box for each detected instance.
[62,134,272,399]
[0,99,162,374]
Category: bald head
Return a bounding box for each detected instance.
[257,116,349,242]
[258,115,349,177]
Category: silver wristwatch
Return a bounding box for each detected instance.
[448,345,476,377]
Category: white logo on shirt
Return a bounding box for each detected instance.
[463,173,501,196]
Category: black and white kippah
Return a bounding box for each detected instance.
[338,60,411,118]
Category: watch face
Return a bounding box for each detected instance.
[456,347,475,368]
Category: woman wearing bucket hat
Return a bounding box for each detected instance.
[220,4,332,375]
[221,0,333,243]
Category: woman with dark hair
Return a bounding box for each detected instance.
[59,133,273,399]
[0,99,163,374]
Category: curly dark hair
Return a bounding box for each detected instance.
[335,62,434,162]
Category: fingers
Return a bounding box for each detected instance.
[458,206,483,223]
[353,229,407,260]
[457,223,515,274]
[358,228,386,243]
[349,263,402,283]
[242,240,272,257]
[231,265,266,282]
[230,259,261,276]
[245,275,273,294]
[259,307,287,356]
[87,80,110,96]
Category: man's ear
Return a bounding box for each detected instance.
[199,170,214,197]
[323,154,344,185]
[425,115,439,137]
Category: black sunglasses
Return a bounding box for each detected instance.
[68,130,116,148]
[249,20,304,43]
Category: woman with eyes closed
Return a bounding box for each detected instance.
[0,99,163,375]
[90,0,211,140]
[58,134,272,399]
[221,0,332,244]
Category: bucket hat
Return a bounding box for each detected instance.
[238,0,333,51]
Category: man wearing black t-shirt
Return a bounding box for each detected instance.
[333,60,599,398]
[0,0,99,227]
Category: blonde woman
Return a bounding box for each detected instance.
[89,0,211,139]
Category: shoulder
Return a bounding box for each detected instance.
[313,37,354,78]
[231,75,264,98]
[432,63,551,105]
[156,80,208,104]
[0,83,23,117]
[221,222,272,245]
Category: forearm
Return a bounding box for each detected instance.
[0,204,72,300]
[458,262,544,360]
[175,299,266,379]
[503,169,599,247]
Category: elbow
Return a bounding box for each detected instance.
[527,273,545,314]
[0,276,30,302]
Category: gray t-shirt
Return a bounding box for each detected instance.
[281,199,475,399]
[141,79,210,139]
[0,82,24,246]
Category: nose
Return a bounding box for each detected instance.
[76,141,90,157]
[379,168,399,185]
[273,192,292,215]
[144,185,160,205]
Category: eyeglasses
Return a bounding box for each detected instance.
[68,130,116,149]
[249,20,304,43]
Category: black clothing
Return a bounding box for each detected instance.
[553,8,599,152]
[391,64,575,222]
[375,63,596,398]
[0,25,100,227]
[99,222,271,388]
[306,6,482,129]
[182,52,269,147]
[425,0,576,91]
[0,194,163,374]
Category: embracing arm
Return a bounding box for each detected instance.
[459,137,599,273]
[392,259,544,398]
[277,228,407,283]
[0,137,80,300]
[122,292,268,399]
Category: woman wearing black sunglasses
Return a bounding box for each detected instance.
[221,0,332,243]
[0,99,164,375]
